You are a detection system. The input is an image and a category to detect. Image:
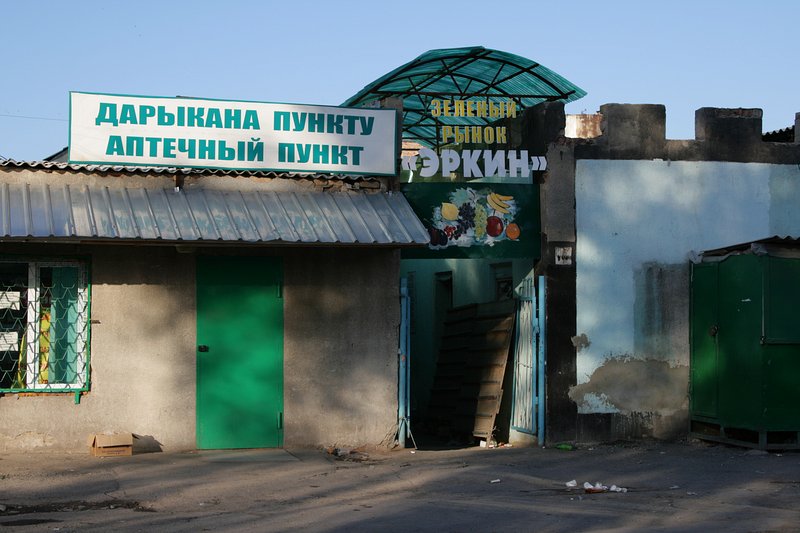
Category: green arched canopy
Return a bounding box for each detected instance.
[343,46,586,147]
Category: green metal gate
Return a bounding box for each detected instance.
[691,252,800,449]
[196,256,284,449]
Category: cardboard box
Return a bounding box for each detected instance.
[87,433,135,457]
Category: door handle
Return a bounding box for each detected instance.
[198,345,209,352]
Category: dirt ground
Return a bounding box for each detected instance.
[0,438,798,532]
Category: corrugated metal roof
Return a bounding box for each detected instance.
[0,182,429,246]
[763,125,795,143]
[0,158,380,182]
[700,236,800,258]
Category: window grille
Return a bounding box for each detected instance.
[0,260,89,392]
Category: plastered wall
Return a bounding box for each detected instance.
[283,248,400,449]
[0,166,403,452]
[0,245,197,452]
[572,160,800,436]
[0,244,403,452]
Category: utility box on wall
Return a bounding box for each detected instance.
[690,238,800,449]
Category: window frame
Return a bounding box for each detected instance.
[0,258,90,393]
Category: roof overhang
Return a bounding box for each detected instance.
[0,158,381,183]
[0,182,429,247]
[697,236,800,261]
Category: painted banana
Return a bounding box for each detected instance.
[487,192,512,214]
[487,194,508,214]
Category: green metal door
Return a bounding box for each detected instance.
[690,262,719,419]
[717,255,764,428]
[196,256,283,449]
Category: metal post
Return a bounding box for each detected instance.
[398,278,410,447]
[404,277,411,443]
[537,275,547,446]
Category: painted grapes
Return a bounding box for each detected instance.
[426,187,521,249]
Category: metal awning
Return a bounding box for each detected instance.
[342,46,586,147]
[699,236,800,259]
[0,183,429,246]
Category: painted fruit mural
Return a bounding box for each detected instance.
[426,187,521,250]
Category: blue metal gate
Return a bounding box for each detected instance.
[398,277,412,447]
[511,275,546,444]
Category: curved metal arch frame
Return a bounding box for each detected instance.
[343,46,586,149]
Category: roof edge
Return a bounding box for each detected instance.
[0,158,385,182]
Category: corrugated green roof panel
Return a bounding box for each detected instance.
[343,46,586,147]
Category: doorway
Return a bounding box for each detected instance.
[196,256,284,449]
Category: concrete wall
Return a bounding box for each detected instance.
[0,245,197,452]
[0,244,402,452]
[284,248,400,449]
[573,160,800,437]
[529,103,580,444]
[559,104,800,442]
[0,167,403,452]
[534,102,800,443]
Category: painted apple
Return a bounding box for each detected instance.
[428,226,440,245]
[486,216,504,237]
[428,227,448,246]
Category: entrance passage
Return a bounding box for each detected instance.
[196,256,284,449]
[426,299,516,441]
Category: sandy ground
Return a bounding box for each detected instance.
[0,438,798,532]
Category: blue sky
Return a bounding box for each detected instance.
[2,0,798,161]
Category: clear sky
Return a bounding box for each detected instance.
[1,0,798,162]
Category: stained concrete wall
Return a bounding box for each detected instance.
[573,160,800,428]
[284,248,400,449]
[526,102,581,444]
[567,105,800,441]
[535,103,800,442]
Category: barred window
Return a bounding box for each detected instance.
[0,260,89,392]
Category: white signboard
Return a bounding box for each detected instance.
[0,291,20,310]
[69,92,397,175]
[0,332,18,351]
[555,246,573,266]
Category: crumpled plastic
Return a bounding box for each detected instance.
[565,480,628,493]
[584,482,607,493]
